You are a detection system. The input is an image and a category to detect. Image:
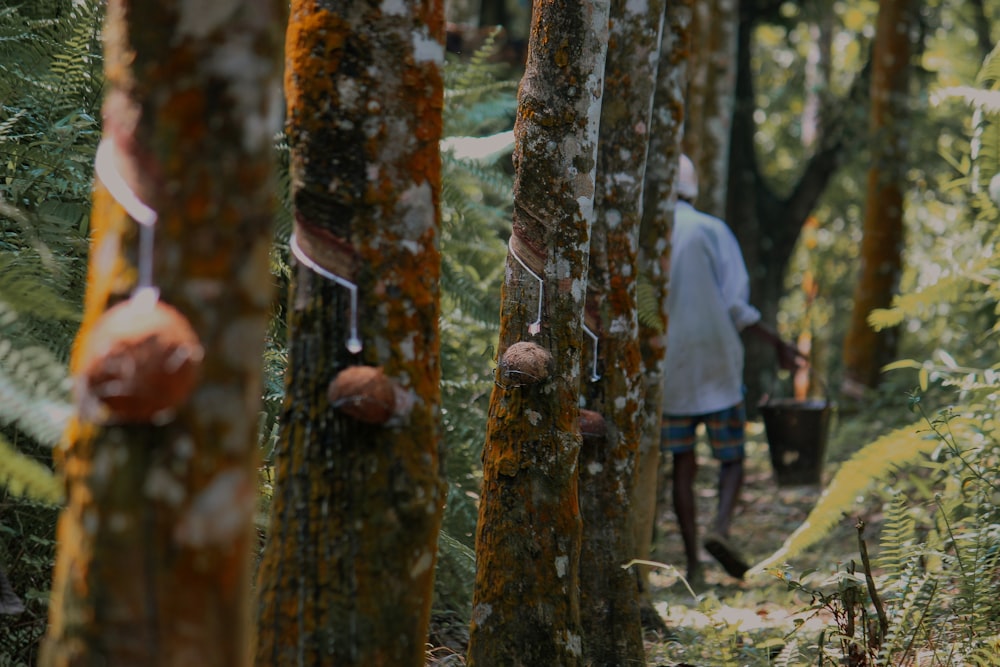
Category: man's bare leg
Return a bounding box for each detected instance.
[671,450,700,581]
[715,458,744,537]
[704,458,749,578]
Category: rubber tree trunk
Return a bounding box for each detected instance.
[681,0,737,219]
[841,0,916,394]
[578,0,664,663]
[40,1,284,665]
[465,0,610,664]
[632,0,692,610]
[253,2,447,665]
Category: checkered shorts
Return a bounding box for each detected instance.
[661,403,746,462]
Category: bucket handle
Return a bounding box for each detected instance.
[760,364,830,408]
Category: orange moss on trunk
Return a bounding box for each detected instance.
[253,2,446,665]
[41,2,285,665]
[632,0,691,601]
[577,0,664,663]
[466,0,610,664]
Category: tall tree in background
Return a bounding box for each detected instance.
[40,0,284,664]
[841,0,918,395]
[466,0,610,663]
[682,0,738,218]
[578,0,664,662]
[727,1,872,410]
[253,2,447,664]
[632,0,692,619]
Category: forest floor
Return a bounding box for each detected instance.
[643,420,887,666]
[426,410,896,666]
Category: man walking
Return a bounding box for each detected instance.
[663,155,800,586]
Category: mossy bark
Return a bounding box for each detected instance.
[465,0,610,665]
[632,0,692,603]
[40,2,285,665]
[681,0,738,219]
[578,0,664,664]
[841,0,915,393]
[253,2,446,665]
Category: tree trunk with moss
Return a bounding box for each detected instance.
[682,0,737,219]
[578,0,664,663]
[253,2,446,665]
[631,0,691,612]
[465,1,610,665]
[40,2,284,665]
[841,0,916,395]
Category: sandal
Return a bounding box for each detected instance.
[703,533,749,579]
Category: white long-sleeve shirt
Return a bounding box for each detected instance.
[662,201,760,415]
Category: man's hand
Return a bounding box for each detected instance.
[775,339,807,372]
[743,321,808,371]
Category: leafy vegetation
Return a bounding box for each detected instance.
[0,1,101,660]
[2,1,1000,666]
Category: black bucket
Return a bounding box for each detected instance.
[760,398,831,487]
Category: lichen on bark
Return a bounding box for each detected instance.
[254,1,446,665]
[579,0,666,663]
[466,0,611,665]
[41,2,285,665]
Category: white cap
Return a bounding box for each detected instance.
[677,154,698,201]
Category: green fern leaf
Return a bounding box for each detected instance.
[771,639,800,667]
[636,274,664,333]
[967,635,1000,667]
[0,434,62,504]
[877,566,938,667]
[877,491,916,581]
[975,41,1000,86]
[749,419,963,574]
[0,335,72,446]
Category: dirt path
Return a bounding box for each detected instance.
[642,422,885,664]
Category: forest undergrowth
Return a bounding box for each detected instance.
[644,422,886,666]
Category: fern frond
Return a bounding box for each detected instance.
[975,40,1000,86]
[949,512,1000,639]
[443,150,514,201]
[438,528,476,567]
[0,433,62,504]
[877,568,938,667]
[0,258,82,323]
[0,338,72,447]
[0,0,102,222]
[938,86,1000,115]
[441,178,509,239]
[749,419,961,574]
[967,634,1000,667]
[868,254,994,331]
[441,257,501,326]
[876,492,916,582]
[771,639,800,667]
[445,26,504,92]
[442,33,517,138]
[637,274,665,333]
[0,108,27,137]
[444,80,519,103]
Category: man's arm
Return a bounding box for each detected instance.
[743,321,807,371]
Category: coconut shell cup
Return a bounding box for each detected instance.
[498,341,552,387]
[79,295,203,423]
[579,408,607,441]
[327,365,397,425]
